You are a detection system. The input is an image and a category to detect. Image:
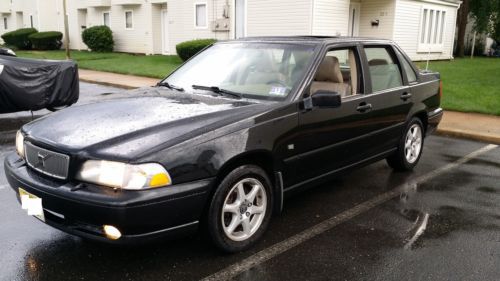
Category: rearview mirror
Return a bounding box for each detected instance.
[303,91,342,110]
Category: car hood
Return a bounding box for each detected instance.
[23,88,267,160]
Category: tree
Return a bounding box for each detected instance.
[456,0,470,57]
[470,0,500,42]
[457,0,500,57]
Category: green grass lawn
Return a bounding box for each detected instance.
[14,51,500,115]
[16,50,183,79]
[416,58,500,116]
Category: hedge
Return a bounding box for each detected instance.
[176,39,217,61]
[82,25,114,52]
[28,31,63,50]
[1,28,38,50]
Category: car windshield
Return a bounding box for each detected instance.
[163,43,316,101]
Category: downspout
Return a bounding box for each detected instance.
[392,0,398,40]
[310,0,314,35]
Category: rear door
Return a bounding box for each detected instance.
[359,44,413,153]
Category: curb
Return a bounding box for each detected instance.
[436,128,500,145]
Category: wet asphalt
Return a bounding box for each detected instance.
[0,83,499,281]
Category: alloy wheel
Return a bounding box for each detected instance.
[221,178,267,242]
[404,124,423,164]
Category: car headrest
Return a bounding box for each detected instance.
[368,59,389,66]
[315,56,343,83]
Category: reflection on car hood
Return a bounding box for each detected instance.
[23,88,265,159]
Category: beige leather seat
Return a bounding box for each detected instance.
[310,56,351,97]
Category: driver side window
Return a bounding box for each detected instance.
[310,47,360,98]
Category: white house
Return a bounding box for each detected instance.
[0,0,461,61]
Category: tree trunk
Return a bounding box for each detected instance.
[456,0,470,57]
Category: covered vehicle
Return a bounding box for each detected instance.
[0,56,79,113]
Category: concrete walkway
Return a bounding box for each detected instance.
[437,111,500,145]
[79,69,159,89]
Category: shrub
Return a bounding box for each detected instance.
[1,28,38,50]
[28,31,63,50]
[82,25,114,52]
[176,39,217,61]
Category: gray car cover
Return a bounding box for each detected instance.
[0,56,79,113]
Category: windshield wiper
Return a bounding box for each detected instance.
[156,81,184,92]
[192,85,242,99]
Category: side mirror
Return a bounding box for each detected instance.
[303,91,342,110]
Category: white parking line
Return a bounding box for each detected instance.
[0,184,7,190]
[201,144,498,281]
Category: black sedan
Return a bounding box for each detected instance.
[4,37,443,253]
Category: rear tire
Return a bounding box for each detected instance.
[387,118,424,171]
[207,165,273,253]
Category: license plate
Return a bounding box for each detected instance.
[19,188,45,222]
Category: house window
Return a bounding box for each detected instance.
[30,15,33,28]
[3,17,7,30]
[418,7,446,52]
[103,12,110,27]
[125,11,133,29]
[195,3,207,28]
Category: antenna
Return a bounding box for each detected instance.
[426,48,430,71]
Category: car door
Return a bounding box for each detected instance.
[285,44,411,188]
[358,44,414,153]
[285,45,371,187]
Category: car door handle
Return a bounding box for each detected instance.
[400,92,412,101]
[356,103,372,113]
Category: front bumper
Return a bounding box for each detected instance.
[4,152,213,244]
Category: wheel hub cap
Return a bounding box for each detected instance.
[404,124,422,164]
[221,178,267,242]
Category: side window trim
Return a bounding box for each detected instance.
[308,44,364,98]
[394,46,419,85]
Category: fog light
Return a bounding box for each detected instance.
[103,225,121,240]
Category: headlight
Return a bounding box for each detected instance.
[16,130,25,158]
[75,160,172,190]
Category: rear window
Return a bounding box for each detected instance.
[364,47,403,92]
[398,52,418,83]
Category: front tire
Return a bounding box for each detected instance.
[387,118,424,171]
[207,165,273,253]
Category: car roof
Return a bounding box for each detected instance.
[228,36,395,45]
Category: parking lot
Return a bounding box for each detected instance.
[0,83,499,281]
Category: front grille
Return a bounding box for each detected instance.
[24,142,70,180]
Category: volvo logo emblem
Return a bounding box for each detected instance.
[36,152,50,168]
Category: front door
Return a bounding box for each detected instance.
[234,0,246,38]
[77,9,88,50]
[288,46,375,186]
[348,3,360,37]
[161,9,170,54]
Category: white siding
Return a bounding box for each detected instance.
[312,0,350,36]
[107,5,151,53]
[246,0,312,36]
[0,0,65,44]
[393,0,459,60]
[358,0,396,39]
[162,0,229,55]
